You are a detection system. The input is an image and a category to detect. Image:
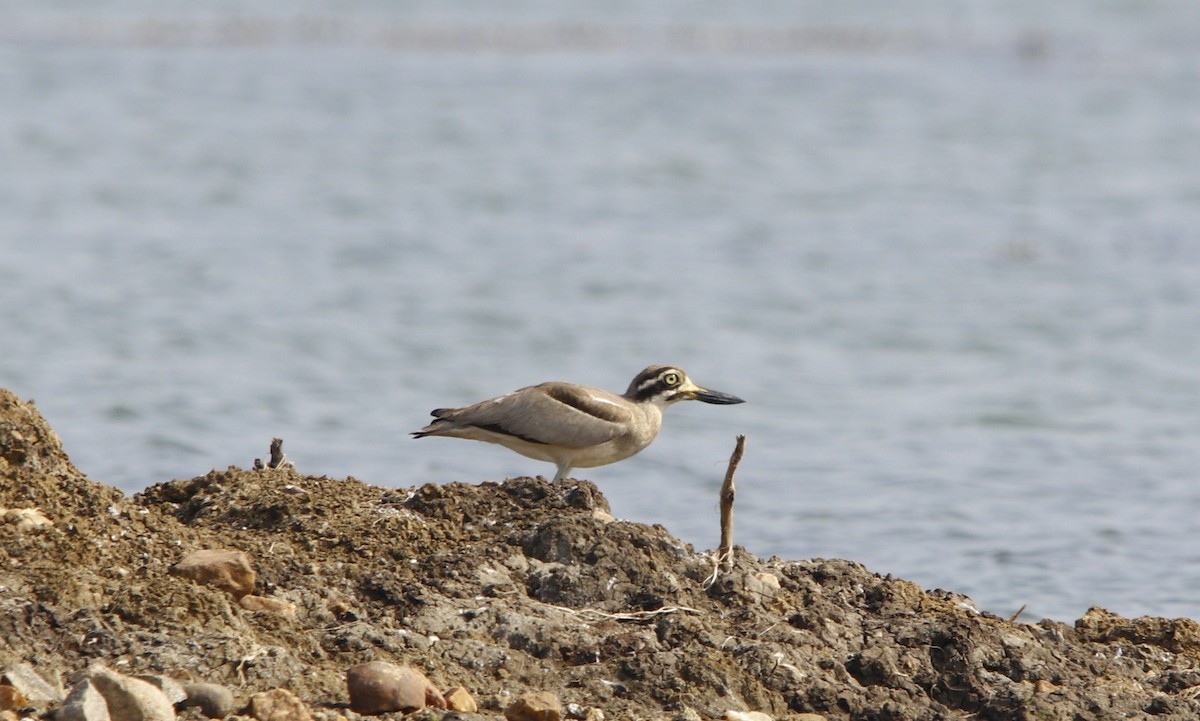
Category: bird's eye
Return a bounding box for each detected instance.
[662,372,681,386]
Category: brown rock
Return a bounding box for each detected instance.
[171,549,256,598]
[345,661,445,715]
[505,691,563,721]
[0,709,19,721]
[443,686,477,713]
[239,594,298,617]
[0,686,24,711]
[248,688,311,721]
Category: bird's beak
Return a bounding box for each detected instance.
[682,383,745,405]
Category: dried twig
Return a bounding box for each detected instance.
[1008,604,1028,624]
[704,435,746,587]
[717,435,745,571]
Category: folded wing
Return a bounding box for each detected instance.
[439,382,632,449]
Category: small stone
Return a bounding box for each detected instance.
[505,691,562,721]
[752,572,781,591]
[172,549,257,598]
[181,683,235,719]
[792,715,829,721]
[57,679,109,721]
[0,709,19,721]
[565,702,603,721]
[3,663,62,703]
[239,594,298,618]
[443,686,477,713]
[345,662,445,715]
[0,685,25,711]
[1034,679,1059,693]
[724,712,774,721]
[248,688,311,721]
[87,665,174,721]
[591,509,615,524]
[2,507,53,530]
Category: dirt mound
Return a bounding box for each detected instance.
[3,386,1200,720]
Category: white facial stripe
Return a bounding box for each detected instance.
[640,369,682,392]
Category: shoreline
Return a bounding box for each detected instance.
[3,386,1200,720]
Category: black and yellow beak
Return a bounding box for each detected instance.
[680,381,745,405]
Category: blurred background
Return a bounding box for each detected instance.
[2,1,1199,622]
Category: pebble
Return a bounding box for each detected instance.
[443,685,477,713]
[181,682,236,719]
[2,663,62,703]
[752,572,781,591]
[724,711,774,721]
[87,665,175,721]
[0,685,24,710]
[505,690,563,721]
[345,661,445,714]
[565,702,604,720]
[248,688,312,721]
[171,548,257,598]
[239,594,298,618]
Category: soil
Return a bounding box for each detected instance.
[3,386,1200,720]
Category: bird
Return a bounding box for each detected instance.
[412,364,744,482]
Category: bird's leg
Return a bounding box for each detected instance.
[552,462,571,483]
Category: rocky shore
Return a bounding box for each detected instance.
[3,387,1200,720]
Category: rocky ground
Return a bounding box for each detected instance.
[4,386,1200,720]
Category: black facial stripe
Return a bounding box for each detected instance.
[631,383,661,402]
[623,365,684,401]
[632,378,678,402]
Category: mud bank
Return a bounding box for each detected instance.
[3,387,1200,720]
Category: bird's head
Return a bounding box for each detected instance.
[623,365,745,408]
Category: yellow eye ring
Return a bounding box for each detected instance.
[663,372,681,386]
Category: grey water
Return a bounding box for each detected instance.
[3,2,1199,623]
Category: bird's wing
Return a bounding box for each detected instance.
[446,382,632,448]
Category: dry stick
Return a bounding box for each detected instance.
[702,436,746,587]
[717,435,746,573]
